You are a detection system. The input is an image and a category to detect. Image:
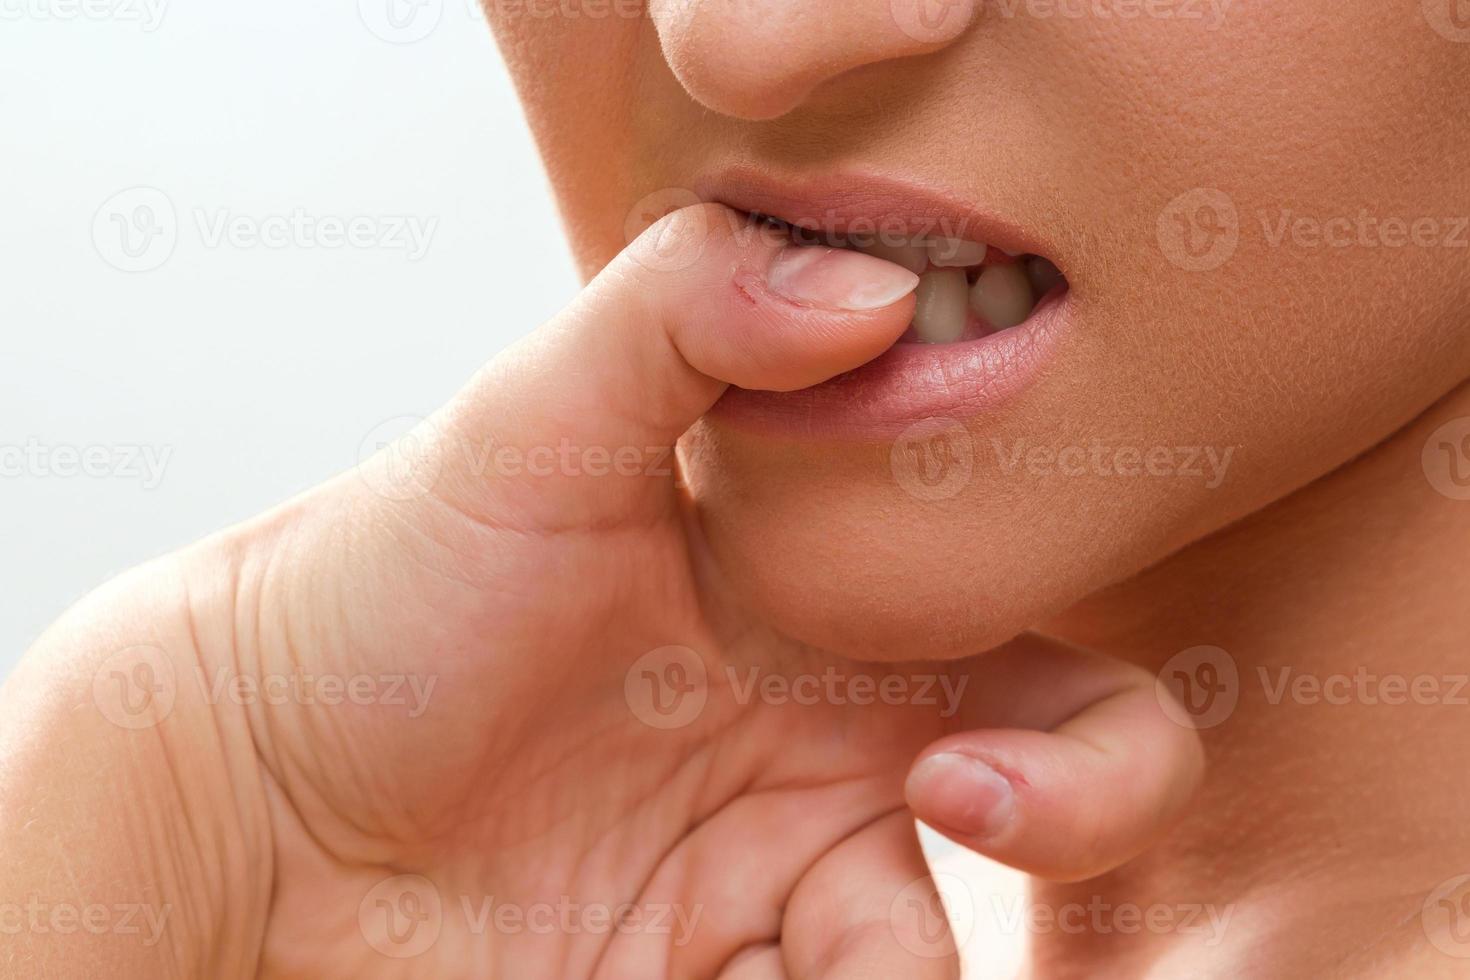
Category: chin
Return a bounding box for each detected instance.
[681,417,1150,663]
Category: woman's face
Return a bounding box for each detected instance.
[488,1,1470,659]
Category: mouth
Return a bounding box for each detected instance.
[750,212,1068,345]
[693,168,1075,434]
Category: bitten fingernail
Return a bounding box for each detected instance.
[906,752,1015,839]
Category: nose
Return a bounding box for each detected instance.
[648,0,978,121]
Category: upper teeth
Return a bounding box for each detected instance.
[856,239,928,275]
[927,237,988,268]
[758,214,1066,344]
[852,235,1059,343]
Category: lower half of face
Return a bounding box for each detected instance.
[492,1,1470,660]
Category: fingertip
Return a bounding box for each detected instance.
[767,246,920,312]
[905,751,1016,843]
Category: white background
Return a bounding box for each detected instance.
[1,0,578,676]
[0,1,1021,974]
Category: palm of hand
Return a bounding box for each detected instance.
[248,480,967,979]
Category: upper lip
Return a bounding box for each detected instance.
[692,165,1058,266]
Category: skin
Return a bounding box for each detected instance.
[483,0,1470,976]
[0,208,1205,978]
[2,3,1464,979]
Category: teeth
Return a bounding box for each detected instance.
[1025,255,1065,297]
[857,239,928,275]
[911,269,970,344]
[927,237,989,268]
[969,263,1036,330]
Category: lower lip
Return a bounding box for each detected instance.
[709,287,1072,439]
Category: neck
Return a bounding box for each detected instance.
[1038,380,1470,978]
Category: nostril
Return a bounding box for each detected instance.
[648,0,979,122]
[654,22,824,121]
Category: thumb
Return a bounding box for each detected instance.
[405,203,918,522]
[907,635,1206,882]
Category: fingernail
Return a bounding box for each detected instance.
[767,246,920,312]
[906,752,1015,840]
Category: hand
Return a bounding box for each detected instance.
[0,205,1203,979]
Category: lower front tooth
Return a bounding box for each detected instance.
[970,263,1036,330]
[912,268,969,343]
